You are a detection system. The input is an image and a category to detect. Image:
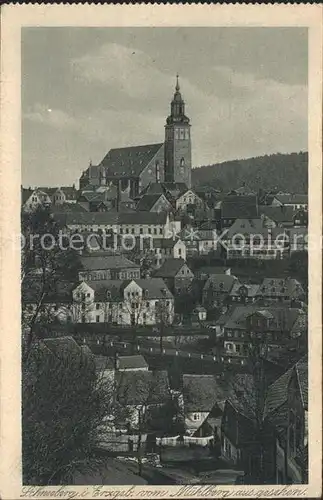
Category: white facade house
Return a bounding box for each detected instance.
[71,278,174,326]
[175,190,204,212]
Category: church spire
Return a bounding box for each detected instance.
[175,74,180,92]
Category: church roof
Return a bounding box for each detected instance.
[100,143,163,177]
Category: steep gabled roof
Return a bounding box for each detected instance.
[153,258,190,278]
[21,188,34,204]
[263,356,308,420]
[136,194,170,212]
[203,274,237,293]
[100,143,164,177]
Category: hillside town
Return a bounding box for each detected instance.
[22,78,308,486]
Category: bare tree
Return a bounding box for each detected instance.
[22,341,115,485]
[155,295,174,351]
[21,206,81,359]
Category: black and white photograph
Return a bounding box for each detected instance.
[0,4,322,499]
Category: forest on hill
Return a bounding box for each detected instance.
[192,152,308,193]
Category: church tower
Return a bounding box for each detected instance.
[164,75,192,189]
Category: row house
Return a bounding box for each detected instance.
[221,306,307,365]
[54,211,180,241]
[72,278,174,326]
[222,218,290,260]
[78,254,141,281]
[23,278,174,327]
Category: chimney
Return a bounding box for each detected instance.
[114,351,120,370]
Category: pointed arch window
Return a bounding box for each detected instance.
[180,158,185,169]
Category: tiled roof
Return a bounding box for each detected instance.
[153,258,189,278]
[197,266,231,277]
[221,196,258,219]
[203,274,237,293]
[42,336,86,362]
[94,355,115,372]
[136,194,167,211]
[274,194,308,205]
[100,143,163,177]
[82,279,124,301]
[80,255,138,271]
[263,356,308,420]
[230,282,260,298]
[118,355,149,370]
[130,278,173,299]
[260,277,304,297]
[259,206,295,223]
[232,185,256,196]
[21,188,34,204]
[54,211,168,226]
[224,306,301,332]
[50,203,89,214]
[183,374,227,412]
[296,356,308,409]
[81,277,173,301]
[152,238,181,249]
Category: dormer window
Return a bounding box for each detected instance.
[107,291,111,299]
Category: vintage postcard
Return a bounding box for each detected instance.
[0,3,322,499]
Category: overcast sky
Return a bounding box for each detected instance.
[22,27,308,188]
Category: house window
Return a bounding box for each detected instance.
[159,228,163,235]
[146,302,150,308]
[148,228,151,234]
[96,315,100,323]
[226,343,233,351]
[96,303,100,310]
[119,303,123,309]
[193,413,200,421]
[140,227,143,234]
[154,228,157,235]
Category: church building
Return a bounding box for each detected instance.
[79,76,192,198]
